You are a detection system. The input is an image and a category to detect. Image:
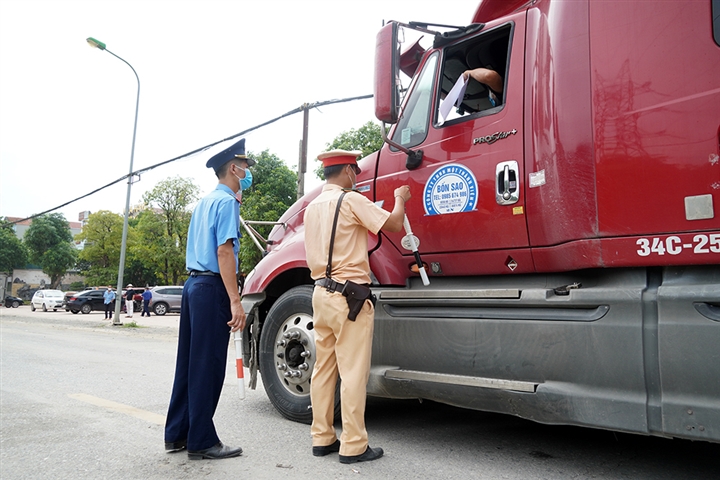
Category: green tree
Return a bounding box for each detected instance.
[141,176,199,285]
[240,150,298,274]
[131,210,165,286]
[314,121,383,179]
[23,213,77,288]
[75,211,125,286]
[0,218,28,274]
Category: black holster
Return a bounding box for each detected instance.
[341,281,374,321]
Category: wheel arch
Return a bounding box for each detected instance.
[245,267,313,353]
[241,267,313,387]
[256,267,314,324]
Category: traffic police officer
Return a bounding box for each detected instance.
[164,138,254,460]
[305,150,410,464]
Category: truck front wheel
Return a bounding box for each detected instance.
[259,285,339,424]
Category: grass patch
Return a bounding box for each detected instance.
[122,321,145,328]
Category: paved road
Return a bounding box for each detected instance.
[1,306,718,479]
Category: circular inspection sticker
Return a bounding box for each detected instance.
[423,163,478,215]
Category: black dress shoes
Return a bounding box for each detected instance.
[187,441,243,460]
[165,440,187,452]
[312,439,341,457]
[339,446,384,464]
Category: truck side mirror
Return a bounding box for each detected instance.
[374,22,400,124]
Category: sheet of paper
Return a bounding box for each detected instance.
[438,75,468,125]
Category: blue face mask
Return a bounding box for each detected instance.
[233,166,252,203]
[233,166,253,191]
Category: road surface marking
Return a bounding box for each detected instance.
[68,393,166,425]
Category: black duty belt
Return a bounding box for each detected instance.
[189,270,220,277]
[315,278,345,293]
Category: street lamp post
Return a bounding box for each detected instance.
[86,37,140,326]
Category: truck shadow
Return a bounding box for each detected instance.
[364,397,720,479]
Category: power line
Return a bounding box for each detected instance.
[8,94,373,225]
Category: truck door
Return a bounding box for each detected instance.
[376,16,530,276]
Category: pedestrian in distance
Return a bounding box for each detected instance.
[164,137,255,460]
[304,149,411,464]
[124,284,135,318]
[141,286,152,317]
[103,286,115,320]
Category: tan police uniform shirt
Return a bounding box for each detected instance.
[305,184,390,284]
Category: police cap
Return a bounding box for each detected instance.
[206,138,256,172]
[317,149,362,173]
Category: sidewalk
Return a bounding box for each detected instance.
[0,306,180,330]
[120,313,180,329]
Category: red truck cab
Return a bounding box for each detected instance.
[241,0,720,443]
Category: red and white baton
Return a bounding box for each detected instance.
[233,330,246,399]
[403,214,430,286]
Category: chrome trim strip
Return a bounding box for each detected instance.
[383,304,610,322]
[385,369,537,393]
[379,289,520,299]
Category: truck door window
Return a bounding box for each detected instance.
[438,24,512,125]
[391,52,439,149]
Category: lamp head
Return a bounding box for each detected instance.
[86,37,106,50]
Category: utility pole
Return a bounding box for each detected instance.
[298,104,309,199]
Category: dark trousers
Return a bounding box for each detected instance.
[104,301,114,319]
[141,299,151,316]
[164,275,231,451]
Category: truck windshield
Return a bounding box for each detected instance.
[391,52,439,149]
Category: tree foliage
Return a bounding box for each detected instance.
[75,211,126,286]
[314,121,383,179]
[240,150,298,274]
[140,176,199,285]
[23,213,77,288]
[0,218,28,274]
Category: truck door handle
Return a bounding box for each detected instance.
[496,160,519,205]
[502,165,511,199]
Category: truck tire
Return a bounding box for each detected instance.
[81,304,92,314]
[259,285,340,425]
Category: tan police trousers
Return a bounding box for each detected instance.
[310,286,374,456]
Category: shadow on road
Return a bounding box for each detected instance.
[364,397,720,479]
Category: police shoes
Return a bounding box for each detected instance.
[339,446,384,464]
[312,439,341,456]
[187,441,243,460]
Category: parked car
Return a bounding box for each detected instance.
[63,291,79,307]
[4,295,24,308]
[30,290,65,312]
[63,290,84,307]
[64,287,108,305]
[148,286,183,316]
[65,290,108,314]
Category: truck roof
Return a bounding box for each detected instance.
[472,0,531,23]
